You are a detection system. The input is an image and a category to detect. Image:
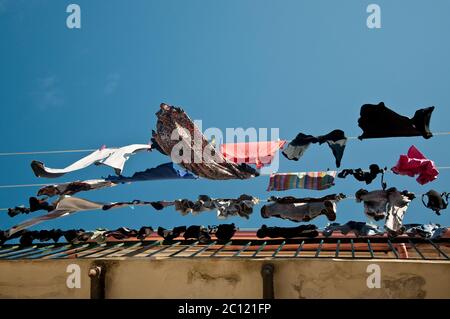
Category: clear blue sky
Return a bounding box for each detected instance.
[0,0,449,235]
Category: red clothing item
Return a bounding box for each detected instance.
[221,141,286,169]
[391,145,439,185]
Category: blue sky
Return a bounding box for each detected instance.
[0,0,449,236]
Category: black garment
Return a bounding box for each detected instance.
[63,229,86,243]
[137,226,154,240]
[183,225,211,244]
[357,102,434,140]
[283,129,347,167]
[214,224,237,242]
[157,226,187,241]
[7,206,30,218]
[422,190,448,216]
[338,164,386,186]
[104,227,138,240]
[256,224,319,239]
[7,197,55,218]
[102,200,169,211]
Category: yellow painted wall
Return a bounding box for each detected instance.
[0,258,449,299]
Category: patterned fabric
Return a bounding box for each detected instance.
[267,171,337,191]
[152,103,258,180]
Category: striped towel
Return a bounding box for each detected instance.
[267,171,337,191]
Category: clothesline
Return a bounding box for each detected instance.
[0,166,448,191]
[0,131,449,157]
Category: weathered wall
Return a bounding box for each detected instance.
[0,258,449,299]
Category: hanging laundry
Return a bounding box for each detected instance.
[338,164,386,185]
[401,224,448,239]
[105,162,197,183]
[211,224,237,242]
[5,196,166,237]
[422,190,448,216]
[220,140,286,169]
[183,225,211,244]
[256,224,319,239]
[152,103,258,180]
[282,130,347,167]
[323,221,385,237]
[102,200,174,211]
[355,188,415,230]
[104,227,138,240]
[8,197,56,218]
[267,171,336,191]
[261,194,345,222]
[31,144,151,178]
[137,226,154,240]
[385,190,415,233]
[391,145,439,185]
[174,195,258,220]
[357,102,434,140]
[37,179,116,197]
[157,226,187,241]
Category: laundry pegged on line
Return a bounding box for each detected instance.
[31,144,152,178]
[261,194,345,222]
[357,102,435,140]
[267,171,337,191]
[256,224,319,239]
[152,103,259,180]
[157,224,237,243]
[220,140,286,169]
[323,221,385,237]
[422,190,448,216]
[282,130,347,167]
[35,162,196,198]
[174,195,259,220]
[391,145,439,185]
[355,188,415,232]
[337,164,386,186]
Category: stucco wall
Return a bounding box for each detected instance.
[0,258,449,299]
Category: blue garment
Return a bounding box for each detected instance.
[323,221,385,237]
[105,162,197,183]
[402,223,447,239]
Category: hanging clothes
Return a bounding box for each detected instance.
[402,224,448,239]
[152,103,259,180]
[211,224,237,242]
[422,190,448,216]
[355,188,415,229]
[261,194,345,222]
[183,225,211,244]
[105,162,197,183]
[37,179,116,197]
[385,190,415,233]
[8,197,56,218]
[157,226,187,241]
[282,130,347,167]
[267,171,336,191]
[102,199,174,211]
[337,164,385,185]
[391,145,439,185]
[104,227,138,240]
[220,140,286,169]
[30,144,152,178]
[357,102,434,140]
[323,221,385,237]
[174,195,258,220]
[256,224,318,239]
[5,196,165,237]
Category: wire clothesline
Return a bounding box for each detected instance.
[0,132,449,156]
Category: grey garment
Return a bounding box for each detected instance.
[261,200,339,223]
[385,191,414,232]
[355,189,389,221]
[402,223,448,239]
[323,221,385,237]
[174,195,258,220]
[282,143,310,162]
[355,188,415,228]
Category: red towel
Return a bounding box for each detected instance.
[221,141,286,169]
[391,145,439,185]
